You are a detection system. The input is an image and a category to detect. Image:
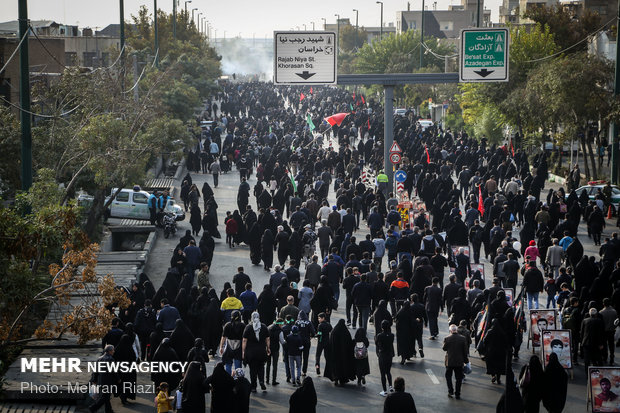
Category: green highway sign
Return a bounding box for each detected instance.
[460,28,509,83]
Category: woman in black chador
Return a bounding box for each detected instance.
[323,319,355,386]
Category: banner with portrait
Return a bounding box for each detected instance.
[541,329,572,369]
[589,367,620,412]
[503,288,514,307]
[529,309,557,347]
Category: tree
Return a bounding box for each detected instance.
[339,25,369,51]
[0,171,129,350]
[0,106,20,196]
[523,5,602,52]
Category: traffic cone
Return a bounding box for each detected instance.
[608,205,613,219]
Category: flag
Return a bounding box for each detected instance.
[367,119,371,129]
[510,140,515,157]
[361,95,365,104]
[310,87,313,95]
[306,113,315,132]
[288,170,297,194]
[478,184,485,217]
[350,103,354,111]
[269,126,272,134]
[324,112,349,127]
[300,93,305,102]
[352,92,356,100]
[425,145,430,164]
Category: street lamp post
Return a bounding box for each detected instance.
[191,7,197,26]
[321,17,326,30]
[376,1,383,41]
[420,0,425,68]
[335,14,340,55]
[311,22,315,30]
[353,9,358,49]
[198,12,202,33]
[153,0,159,67]
[184,0,191,16]
[172,0,176,39]
[303,24,307,31]
[202,17,206,35]
[119,0,125,63]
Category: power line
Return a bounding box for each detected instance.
[29,26,69,70]
[0,31,29,76]
[421,42,458,59]
[122,64,147,94]
[523,17,615,63]
[0,95,80,118]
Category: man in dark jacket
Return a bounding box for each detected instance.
[342,208,357,235]
[443,275,461,316]
[383,377,418,412]
[232,267,252,297]
[442,324,469,399]
[134,300,157,359]
[88,345,119,412]
[581,308,605,375]
[424,277,443,339]
[351,273,373,331]
[454,248,470,285]
[501,253,520,289]
[522,261,544,309]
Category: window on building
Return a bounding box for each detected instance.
[410,20,417,29]
[83,52,97,67]
[439,21,454,31]
[65,52,77,66]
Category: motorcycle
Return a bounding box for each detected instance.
[162,212,177,238]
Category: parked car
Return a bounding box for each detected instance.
[568,181,620,213]
[394,108,408,116]
[418,119,434,130]
[105,187,185,221]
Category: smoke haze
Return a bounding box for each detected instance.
[213,37,274,80]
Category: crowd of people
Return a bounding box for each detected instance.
[90,81,620,413]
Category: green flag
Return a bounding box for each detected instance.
[289,171,297,194]
[350,103,354,111]
[306,113,315,132]
[269,125,272,134]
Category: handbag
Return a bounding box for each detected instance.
[519,365,530,388]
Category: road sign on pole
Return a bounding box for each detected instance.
[460,28,509,83]
[274,31,337,85]
[390,153,402,164]
[395,170,407,183]
[389,141,402,153]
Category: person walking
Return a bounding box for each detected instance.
[285,325,304,386]
[88,345,119,412]
[442,324,468,399]
[242,311,270,392]
[522,260,544,310]
[353,327,370,386]
[518,355,544,413]
[375,319,395,397]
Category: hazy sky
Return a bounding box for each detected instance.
[1,0,501,38]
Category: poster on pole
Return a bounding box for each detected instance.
[529,309,557,348]
[589,367,620,412]
[541,329,572,369]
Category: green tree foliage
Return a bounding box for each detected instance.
[339,25,369,51]
[0,107,20,195]
[523,5,602,52]
[354,30,454,74]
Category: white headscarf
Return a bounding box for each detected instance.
[252,311,261,341]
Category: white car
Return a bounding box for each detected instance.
[106,187,185,221]
[394,108,408,116]
[569,182,620,213]
[418,119,434,130]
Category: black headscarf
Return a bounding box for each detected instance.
[205,362,235,413]
[151,338,181,390]
[181,361,207,412]
[323,319,355,384]
[289,376,317,413]
[169,319,195,362]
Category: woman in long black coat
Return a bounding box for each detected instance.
[353,328,370,385]
[518,355,544,413]
[289,376,317,413]
[482,318,509,384]
[190,205,202,236]
[205,362,235,413]
[542,352,568,413]
[204,290,223,355]
[151,338,181,390]
[257,284,278,326]
[147,322,165,361]
[395,302,416,364]
[323,319,356,386]
[261,229,275,271]
[232,210,246,245]
[199,231,215,268]
[248,222,263,265]
[372,300,392,338]
[180,361,207,412]
[169,319,195,363]
[310,276,334,326]
[114,334,137,404]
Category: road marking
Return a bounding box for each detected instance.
[426,368,440,384]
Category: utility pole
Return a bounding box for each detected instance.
[192,8,197,26]
[311,22,315,30]
[476,0,481,27]
[119,0,125,62]
[132,54,139,102]
[353,9,358,49]
[376,2,383,40]
[172,0,177,39]
[153,0,159,67]
[612,0,620,183]
[185,0,191,16]
[322,17,327,30]
[420,0,425,68]
[335,14,340,56]
[18,0,31,191]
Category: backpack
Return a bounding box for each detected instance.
[354,342,368,359]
